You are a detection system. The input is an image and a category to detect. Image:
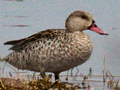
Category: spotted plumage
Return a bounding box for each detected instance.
[3,11,108,80]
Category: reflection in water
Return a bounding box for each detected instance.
[3,25,30,27]
[3,15,29,27]
[5,15,28,18]
[3,0,24,1]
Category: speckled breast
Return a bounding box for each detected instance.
[43,32,93,73]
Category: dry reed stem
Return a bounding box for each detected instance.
[103,56,108,77]
[0,78,6,89]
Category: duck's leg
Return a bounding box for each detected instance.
[54,73,60,80]
[40,72,46,78]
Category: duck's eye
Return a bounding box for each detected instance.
[81,15,87,19]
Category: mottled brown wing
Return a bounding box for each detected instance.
[4,38,25,45]
[4,29,63,51]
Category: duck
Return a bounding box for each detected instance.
[3,11,108,80]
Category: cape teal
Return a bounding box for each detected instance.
[3,11,108,80]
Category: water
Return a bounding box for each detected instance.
[0,0,120,89]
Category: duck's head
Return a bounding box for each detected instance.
[65,11,108,35]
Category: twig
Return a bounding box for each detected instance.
[2,62,20,79]
[65,70,69,81]
[107,70,114,80]
[71,68,74,77]
[0,78,6,89]
[73,67,79,80]
[102,70,106,84]
[103,56,108,77]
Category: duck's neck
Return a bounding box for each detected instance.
[65,28,83,33]
[65,30,83,40]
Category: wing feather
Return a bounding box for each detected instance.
[4,29,64,51]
